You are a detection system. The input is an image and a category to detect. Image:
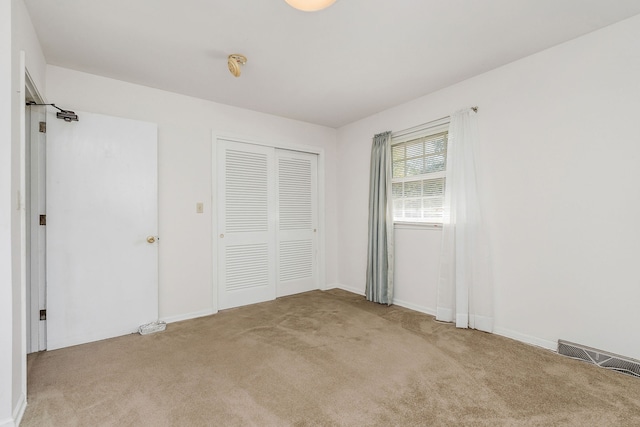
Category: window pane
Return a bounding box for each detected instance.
[424,197,444,220]
[423,177,445,197]
[404,181,422,197]
[392,182,403,198]
[405,141,423,158]
[406,158,423,176]
[393,161,405,178]
[393,199,404,221]
[392,145,404,162]
[425,135,446,155]
[404,199,421,219]
[425,154,446,173]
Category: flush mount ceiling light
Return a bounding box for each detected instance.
[285,0,337,12]
[228,54,247,78]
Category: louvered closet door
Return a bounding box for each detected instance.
[218,140,276,309]
[276,150,318,297]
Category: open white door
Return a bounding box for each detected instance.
[276,150,318,297]
[26,102,47,353]
[217,140,276,310]
[46,111,158,350]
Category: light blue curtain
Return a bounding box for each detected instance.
[366,131,394,305]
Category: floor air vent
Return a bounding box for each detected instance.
[558,340,640,378]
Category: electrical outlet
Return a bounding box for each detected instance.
[196,202,204,214]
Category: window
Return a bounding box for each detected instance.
[391,128,448,224]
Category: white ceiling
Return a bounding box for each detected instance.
[24,0,640,128]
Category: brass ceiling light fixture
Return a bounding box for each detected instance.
[228,54,247,78]
[285,0,337,12]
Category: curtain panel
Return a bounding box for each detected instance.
[366,131,394,305]
[436,109,493,332]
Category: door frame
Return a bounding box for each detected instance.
[211,132,326,314]
[24,67,47,354]
[19,51,46,357]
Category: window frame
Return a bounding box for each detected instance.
[390,119,449,230]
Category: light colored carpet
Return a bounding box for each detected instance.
[22,289,640,426]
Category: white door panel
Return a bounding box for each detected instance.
[27,104,47,353]
[47,111,158,350]
[276,150,318,297]
[218,140,276,309]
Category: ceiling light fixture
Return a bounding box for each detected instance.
[228,54,247,78]
[285,0,337,12]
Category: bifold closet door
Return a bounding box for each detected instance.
[217,140,276,310]
[276,150,318,297]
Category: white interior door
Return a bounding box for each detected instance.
[276,150,318,297]
[217,140,276,310]
[46,111,158,350]
[26,103,46,353]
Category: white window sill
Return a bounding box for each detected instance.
[394,222,443,231]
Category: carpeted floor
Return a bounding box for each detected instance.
[22,289,640,426]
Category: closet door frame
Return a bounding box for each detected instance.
[211,133,326,314]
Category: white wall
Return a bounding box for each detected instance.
[46,66,339,322]
[0,1,14,424]
[336,14,640,360]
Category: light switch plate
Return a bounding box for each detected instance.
[196,202,204,213]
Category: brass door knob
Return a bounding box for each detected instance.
[147,236,156,244]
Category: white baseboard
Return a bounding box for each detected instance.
[392,298,436,317]
[331,283,365,296]
[13,393,26,427]
[322,282,340,291]
[327,285,558,354]
[494,327,557,352]
[327,288,438,319]
[0,392,27,427]
[327,288,438,318]
[160,308,216,324]
[392,304,555,352]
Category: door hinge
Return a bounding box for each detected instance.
[39,214,46,226]
[39,121,46,133]
[39,309,46,321]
